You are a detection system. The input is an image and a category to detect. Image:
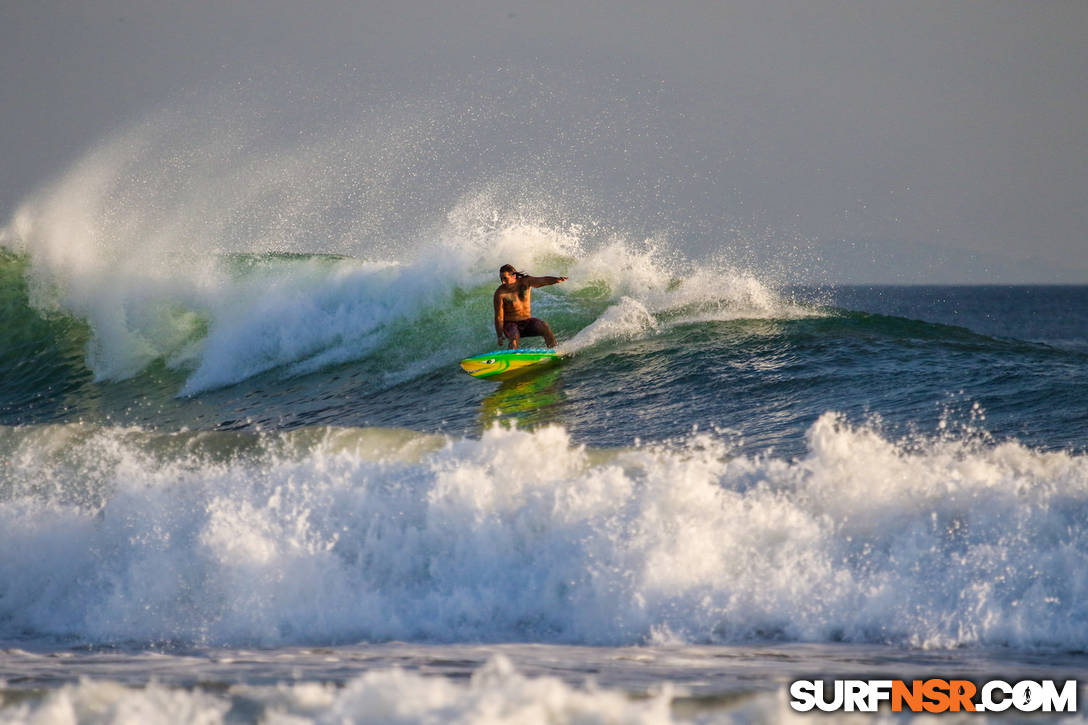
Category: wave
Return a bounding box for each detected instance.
[3,200,805,400]
[0,94,823,401]
[0,241,1052,407]
[9,97,1071,414]
[2,414,1086,649]
[0,655,771,724]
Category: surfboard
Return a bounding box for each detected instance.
[459,348,559,380]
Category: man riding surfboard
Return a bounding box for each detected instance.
[493,264,567,349]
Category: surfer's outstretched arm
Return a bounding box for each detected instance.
[524,275,568,288]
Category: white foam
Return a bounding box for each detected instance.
[0,678,231,725]
[1,416,1086,650]
[0,657,691,725]
[556,238,818,352]
[180,259,424,394]
[11,654,1051,724]
[560,296,657,353]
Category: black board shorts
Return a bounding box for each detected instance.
[503,318,548,340]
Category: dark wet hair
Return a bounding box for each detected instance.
[499,264,528,280]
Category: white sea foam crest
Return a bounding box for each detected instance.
[557,238,817,353]
[0,679,231,725]
[559,296,658,353]
[260,656,676,725]
[0,657,729,725]
[2,416,1087,650]
[1,655,1026,724]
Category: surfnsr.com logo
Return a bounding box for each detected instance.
[789,679,1078,714]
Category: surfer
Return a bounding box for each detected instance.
[494,264,567,349]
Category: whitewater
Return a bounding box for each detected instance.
[3,415,1088,649]
[2,102,1088,723]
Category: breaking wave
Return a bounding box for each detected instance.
[2,414,1086,650]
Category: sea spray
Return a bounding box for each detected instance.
[0,85,814,397]
[6,164,802,395]
[1,415,1086,649]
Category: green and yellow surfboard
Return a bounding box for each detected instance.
[459,348,560,380]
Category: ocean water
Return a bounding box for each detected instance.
[2,121,1088,722]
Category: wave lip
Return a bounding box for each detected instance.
[2,415,1086,650]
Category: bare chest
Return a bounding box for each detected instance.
[499,288,532,313]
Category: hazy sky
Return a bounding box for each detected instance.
[2,0,1086,282]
